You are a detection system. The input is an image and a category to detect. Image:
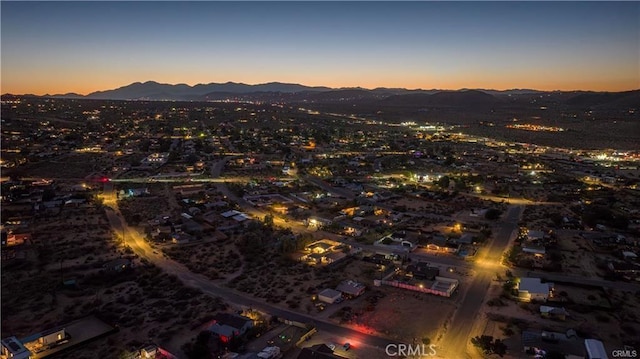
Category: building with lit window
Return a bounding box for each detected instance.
[1,336,32,359]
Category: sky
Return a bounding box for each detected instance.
[1,1,639,95]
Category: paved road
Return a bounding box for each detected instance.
[437,205,523,359]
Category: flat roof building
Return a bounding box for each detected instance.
[518,277,553,302]
[1,336,32,359]
[336,280,366,297]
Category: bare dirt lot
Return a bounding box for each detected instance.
[341,287,457,344]
[8,153,114,179]
[1,200,228,359]
[163,239,243,280]
[480,280,640,356]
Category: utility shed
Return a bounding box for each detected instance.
[318,288,342,304]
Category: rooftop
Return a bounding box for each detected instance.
[519,277,552,294]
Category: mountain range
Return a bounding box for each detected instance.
[3,81,639,110]
[36,81,542,101]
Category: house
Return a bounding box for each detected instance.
[607,261,640,279]
[523,244,546,256]
[308,242,333,254]
[318,289,342,304]
[426,235,448,251]
[1,336,32,359]
[455,233,474,245]
[64,198,87,207]
[37,327,66,346]
[297,344,346,359]
[527,230,545,241]
[442,242,460,254]
[540,306,569,320]
[406,263,440,281]
[621,251,638,261]
[221,210,243,218]
[204,201,229,211]
[103,258,132,272]
[142,152,169,166]
[141,344,158,358]
[517,277,553,302]
[325,251,347,264]
[304,252,325,264]
[342,224,364,237]
[4,233,30,247]
[584,339,608,359]
[124,188,150,197]
[336,280,365,298]
[171,233,194,244]
[207,313,254,343]
[308,218,333,230]
[188,207,202,216]
[232,213,251,222]
[173,184,204,196]
[522,329,583,358]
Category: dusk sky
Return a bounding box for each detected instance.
[2,1,638,95]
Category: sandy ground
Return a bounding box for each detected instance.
[2,197,230,359]
[479,279,639,356]
[349,287,457,344]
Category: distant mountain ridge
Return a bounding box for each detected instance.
[32,80,548,101]
[3,81,638,111]
[83,81,334,100]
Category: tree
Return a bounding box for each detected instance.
[437,176,450,189]
[545,351,566,359]
[471,335,507,357]
[185,153,199,166]
[471,335,494,354]
[42,188,56,202]
[263,214,274,228]
[183,330,214,359]
[502,280,516,294]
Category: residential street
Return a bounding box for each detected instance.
[436,205,523,358]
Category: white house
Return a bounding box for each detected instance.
[517,277,553,302]
[38,327,66,346]
[318,288,342,304]
[523,244,546,256]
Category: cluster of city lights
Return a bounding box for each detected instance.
[506,124,565,132]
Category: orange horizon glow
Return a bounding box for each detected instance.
[3,75,638,96]
[3,2,638,96]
